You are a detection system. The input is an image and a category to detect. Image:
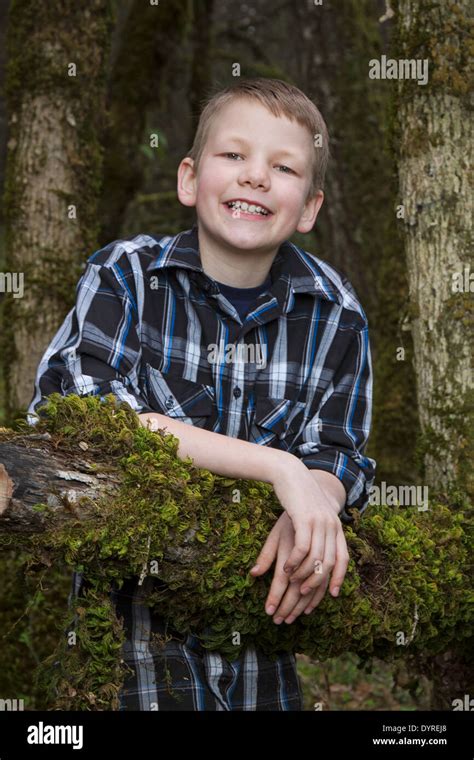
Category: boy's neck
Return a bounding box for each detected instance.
[196,221,279,288]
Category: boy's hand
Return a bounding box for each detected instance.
[250,462,349,622]
[249,512,329,623]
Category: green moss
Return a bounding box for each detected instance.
[392,0,473,101]
[5,393,472,709]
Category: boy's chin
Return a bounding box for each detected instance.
[210,224,282,248]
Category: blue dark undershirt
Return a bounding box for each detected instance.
[215,273,272,321]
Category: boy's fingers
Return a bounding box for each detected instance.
[289,527,327,583]
[264,546,293,614]
[283,523,311,574]
[297,529,336,593]
[271,581,302,621]
[329,530,350,596]
[281,585,321,623]
[301,578,329,616]
[250,526,279,575]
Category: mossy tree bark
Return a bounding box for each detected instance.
[395,0,473,496]
[393,0,474,709]
[1,0,115,423]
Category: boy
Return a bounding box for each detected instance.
[27,77,375,710]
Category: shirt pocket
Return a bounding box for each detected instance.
[144,363,215,426]
[252,395,307,446]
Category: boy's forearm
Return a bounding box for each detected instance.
[138,412,299,485]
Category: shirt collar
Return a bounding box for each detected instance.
[146,224,340,304]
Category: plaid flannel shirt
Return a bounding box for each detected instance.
[27,224,376,710]
[28,223,375,517]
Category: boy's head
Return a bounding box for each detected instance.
[177,78,330,263]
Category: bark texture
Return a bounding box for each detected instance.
[395,0,473,495]
[0,433,121,534]
[1,0,114,421]
[394,0,474,711]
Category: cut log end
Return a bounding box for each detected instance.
[0,463,14,515]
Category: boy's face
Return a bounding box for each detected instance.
[178,99,324,262]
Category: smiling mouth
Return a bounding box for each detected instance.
[223,200,274,219]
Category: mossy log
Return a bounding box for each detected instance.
[0,435,123,534]
[0,393,472,709]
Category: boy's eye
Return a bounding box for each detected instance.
[222,153,295,174]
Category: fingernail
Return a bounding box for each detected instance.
[301,587,311,595]
[332,587,340,597]
[250,565,260,573]
[274,617,283,624]
[266,605,276,615]
[285,616,295,624]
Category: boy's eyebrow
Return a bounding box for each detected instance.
[221,135,303,161]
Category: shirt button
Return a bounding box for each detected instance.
[233,386,242,398]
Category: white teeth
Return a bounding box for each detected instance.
[226,200,269,216]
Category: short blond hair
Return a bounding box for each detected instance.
[187,77,330,199]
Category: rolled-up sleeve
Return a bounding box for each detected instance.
[291,321,376,522]
[27,261,152,425]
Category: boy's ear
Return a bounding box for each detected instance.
[296,190,324,234]
[177,157,197,208]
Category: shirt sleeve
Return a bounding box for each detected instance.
[27,261,153,425]
[290,321,376,523]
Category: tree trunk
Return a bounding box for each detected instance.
[394,0,474,709]
[97,0,191,245]
[1,0,114,423]
[395,0,473,496]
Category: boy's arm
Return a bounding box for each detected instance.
[27,259,152,424]
[139,411,347,584]
[138,411,299,486]
[142,408,346,514]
